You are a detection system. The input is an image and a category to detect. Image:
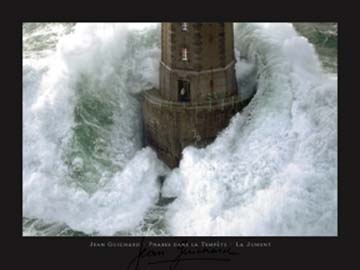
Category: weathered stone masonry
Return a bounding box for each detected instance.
[143,23,249,168]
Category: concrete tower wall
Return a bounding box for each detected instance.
[159,62,237,102]
[143,91,249,168]
[159,23,238,103]
[143,22,245,168]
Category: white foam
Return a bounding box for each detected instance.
[23,148,166,235]
[23,23,164,235]
[162,23,337,236]
[23,23,337,236]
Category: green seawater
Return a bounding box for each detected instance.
[23,23,337,237]
[293,23,337,72]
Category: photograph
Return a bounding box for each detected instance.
[22,22,338,237]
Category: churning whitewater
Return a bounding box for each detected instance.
[23,23,337,236]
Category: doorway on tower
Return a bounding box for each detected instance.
[178,79,190,102]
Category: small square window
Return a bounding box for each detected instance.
[181,23,188,31]
[181,48,188,61]
[178,80,190,102]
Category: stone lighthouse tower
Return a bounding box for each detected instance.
[143,23,247,168]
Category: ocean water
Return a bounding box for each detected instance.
[22,23,337,236]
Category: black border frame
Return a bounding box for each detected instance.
[9,1,352,269]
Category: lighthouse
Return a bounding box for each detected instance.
[143,23,248,168]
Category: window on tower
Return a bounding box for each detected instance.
[178,80,190,102]
[181,48,188,61]
[181,22,188,31]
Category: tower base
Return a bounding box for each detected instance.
[143,89,251,168]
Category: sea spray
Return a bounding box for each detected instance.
[23,23,166,235]
[23,23,337,236]
[162,23,337,236]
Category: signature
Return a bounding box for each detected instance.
[126,238,239,270]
